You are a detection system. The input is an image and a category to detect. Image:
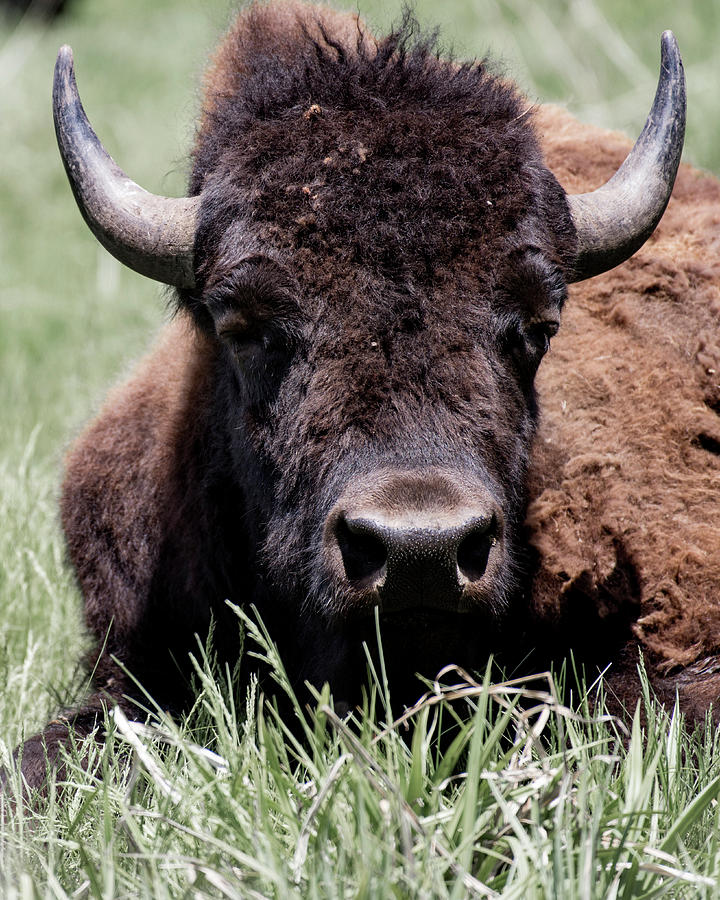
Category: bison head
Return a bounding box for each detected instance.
[52,9,685,702]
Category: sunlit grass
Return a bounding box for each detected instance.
[3,610,720,897]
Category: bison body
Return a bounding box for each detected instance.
[15,1,716,789]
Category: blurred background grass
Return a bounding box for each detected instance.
[0,0,718,747]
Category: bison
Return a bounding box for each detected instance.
[18,0,714,791]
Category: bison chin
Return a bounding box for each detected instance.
[366,609,511,705]
[279,595,520,715]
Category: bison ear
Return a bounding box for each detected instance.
[567,31,685,283]
[53,45,200,289]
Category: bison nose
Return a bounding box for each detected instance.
[333,511,500,612]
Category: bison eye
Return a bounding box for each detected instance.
[221,332,265,358]
[526,320,559,354]
[502,319,559,376]
[218,325,277,365]
[215,306,273,350]
[217,317,302,378]
[218,318,261,342]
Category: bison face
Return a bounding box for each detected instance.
[191,185,571,690]
[180,35,580,688]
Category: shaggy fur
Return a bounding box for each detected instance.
[14,1,720,788]
[528,105,720,713]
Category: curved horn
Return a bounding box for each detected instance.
[53,45,199,289]
[567,31,685,282]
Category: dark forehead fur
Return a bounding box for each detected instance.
[188,3,576,292]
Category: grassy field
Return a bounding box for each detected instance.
[1,0,719,895]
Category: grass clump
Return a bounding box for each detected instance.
[2,608,720,898]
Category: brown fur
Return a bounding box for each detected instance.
[63,316,215,642]
[199,0,370,134]
[529,106,720,700]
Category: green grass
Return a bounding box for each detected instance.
[4,610,720,898]
[1,0,720,894]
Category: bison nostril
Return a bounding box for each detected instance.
[456,516,497,583]
[335,516,388,586]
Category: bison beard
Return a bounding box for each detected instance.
[14,1,712,795]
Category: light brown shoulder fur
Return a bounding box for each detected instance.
[531,105,720,672]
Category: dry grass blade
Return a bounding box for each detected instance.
[291,753,351,878]
[374,664,623,752]
[112,707,183,804]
